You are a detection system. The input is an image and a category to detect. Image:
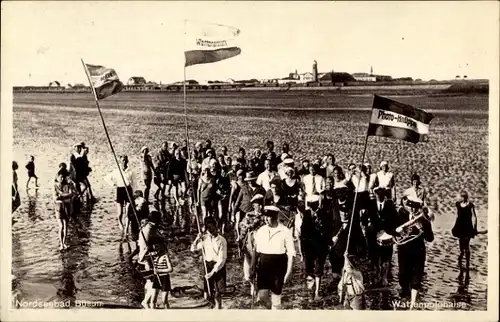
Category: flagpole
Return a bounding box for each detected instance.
[343,96,374,258]
[182,21,212,299]
[80,58,163,289]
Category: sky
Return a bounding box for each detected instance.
[2,1,498,86]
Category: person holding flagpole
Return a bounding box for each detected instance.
[190,217,227,309]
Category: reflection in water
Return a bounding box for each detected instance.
[450,268,472,304]
[118,241,144,307]
[57,201,94,307]
[12,232,24,309]
[26,189,41,222]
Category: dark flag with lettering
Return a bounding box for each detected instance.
[85,64,124,100]
[368,95,434,143]
[185,21,241,67]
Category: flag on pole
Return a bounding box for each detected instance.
[367,95,434,143]
[84,63,124,100]
[184,20,241,67]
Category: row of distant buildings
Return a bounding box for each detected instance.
[23,61,425,89]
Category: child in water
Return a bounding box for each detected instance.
[26,155,39,189]
[151,241,173,309]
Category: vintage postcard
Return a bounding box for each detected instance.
[1,1,498,321]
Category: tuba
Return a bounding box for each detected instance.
[393,205,433,246]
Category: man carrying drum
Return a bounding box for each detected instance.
[371,187,398,286]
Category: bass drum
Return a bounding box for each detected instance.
[376,231,394,247]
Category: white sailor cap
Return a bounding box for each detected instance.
[264,205,280,215]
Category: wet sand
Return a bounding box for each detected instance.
[12,92,488,310]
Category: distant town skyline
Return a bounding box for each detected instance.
[2,1,498,86]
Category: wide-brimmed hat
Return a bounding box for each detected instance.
[251,194,264,203]
[283,158,294,165]
[281,153,289,161]
[264,205,280,216]
[244,171,258,181]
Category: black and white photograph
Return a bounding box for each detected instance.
[1,1,498,321]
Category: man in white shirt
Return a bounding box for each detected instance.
[252,205,296,310]
[190,217,227,309]
[105,155,136,235]
[257,159,278,192]
[302,164,325,209]
[372,161,396,202]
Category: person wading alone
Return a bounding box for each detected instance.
[451,190,478,282]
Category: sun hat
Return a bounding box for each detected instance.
[283,158,294,165]
[281,153,289,161]
[244,171,258,181]
[251,194,264,203]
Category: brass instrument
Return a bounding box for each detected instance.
[393,207,433,246]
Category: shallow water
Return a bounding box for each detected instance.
[11,93,488,310]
